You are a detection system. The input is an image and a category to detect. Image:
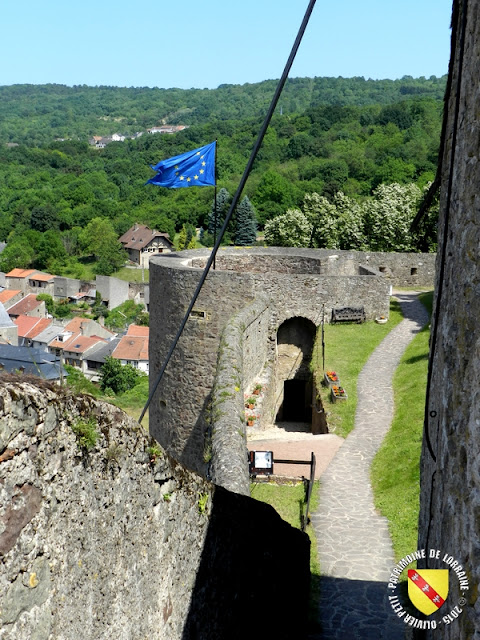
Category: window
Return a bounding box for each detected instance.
[190,309,206,320]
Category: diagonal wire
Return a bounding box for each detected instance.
[139,0,317,424]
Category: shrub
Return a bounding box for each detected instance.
[71,417,99,450]
[100,357,141,394]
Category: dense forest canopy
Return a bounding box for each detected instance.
[0,76,446,145]
[0,76,445,275]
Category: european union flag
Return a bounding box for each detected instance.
[146,141,216,188]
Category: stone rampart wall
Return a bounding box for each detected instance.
[358,251,436,286]
[149,248,390,472]
[191,247,436,285]
[208,297,270,495]
[0,378,310,640]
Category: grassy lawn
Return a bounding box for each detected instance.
[111,266,149,282]
[109,376,150,430]
[371,291,433,562]
[311,298,404,438]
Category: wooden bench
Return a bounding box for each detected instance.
[331,306,366,324]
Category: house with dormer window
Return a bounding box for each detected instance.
[119,224,173,268]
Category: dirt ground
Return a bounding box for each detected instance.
[247,422,343,480]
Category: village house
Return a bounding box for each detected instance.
[30,322,66,352]
[15,316,52,347]
[28,272,55,296]
[5,269,38,293]
[83,337,121,381]
[47,317,116,375]
[119,224,173,269]
[0,289,23,308]
[7,294,46,319]
[111,324,149,373]
[5,268,55,296]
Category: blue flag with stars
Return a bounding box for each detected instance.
[146,141,216,188]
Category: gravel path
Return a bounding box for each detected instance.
[309,292,430,639]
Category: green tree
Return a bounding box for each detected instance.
[33,230,67,270]
[104,300,146,331]
[30,204,59,233]
[80,217,127,275]
[234,196,257,246]
[333,192,366,250]
[362,183,422,251]
[207,187,231,239]
[303,193,339,248]
[0,238,35,272]
[36,293,55,315]
[64,364,100,396]
[253,171,299,225]
[100,356,141,394]
[176,224,197,250]
[264,209,312,247]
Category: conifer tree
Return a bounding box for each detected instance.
[205,187,233,245]
[234,196,257,245]
[207,188,231,237]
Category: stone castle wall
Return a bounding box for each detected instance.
[208,297,270,495]
[417,1,480,638]
[149,247,392,473]
[0,378,309,639]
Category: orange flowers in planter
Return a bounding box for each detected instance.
[332,385,345,395]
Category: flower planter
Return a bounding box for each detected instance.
[375,316,388,324]
[324,371,340,388]
[331,386,348,403]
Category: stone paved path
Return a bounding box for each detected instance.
[309,292,430,640]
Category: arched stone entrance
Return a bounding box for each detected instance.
[275,317,316,426]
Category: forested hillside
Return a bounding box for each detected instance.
[0,76,445,276]
[0,76,446,145]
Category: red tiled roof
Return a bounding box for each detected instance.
[7,294,43,316]
[0,289,21,304]
[64,317,93,333]
[112,335,148,361]
[5,268,37,279]
[126,324,149,337]
[29,273,54,282]
[48,332,74,350]
[14,315,40,337]
[15,316,52,339]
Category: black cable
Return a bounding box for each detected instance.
[139,0,318,424]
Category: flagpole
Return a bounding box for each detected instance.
[139,0,317,425]
[213,139,218,270]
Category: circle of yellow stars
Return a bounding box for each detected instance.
[174,151,207,183]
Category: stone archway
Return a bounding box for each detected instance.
[275,317,316,426]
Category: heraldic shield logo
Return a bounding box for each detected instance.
[408,569,449,615]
